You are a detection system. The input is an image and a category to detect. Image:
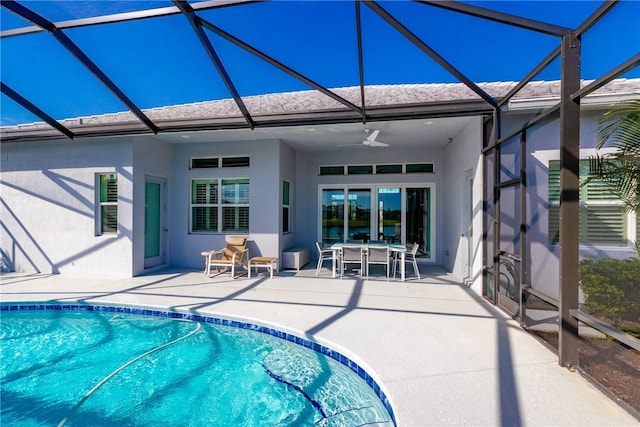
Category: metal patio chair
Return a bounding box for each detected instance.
[366,244,391,278]
[340,244,365,278]
[392,242,421,280]
[315,241,334,275]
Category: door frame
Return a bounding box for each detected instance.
[144,175,167,269]
[318,183,436,262]
[462,169,474,281]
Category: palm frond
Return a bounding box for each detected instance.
[596,99,640,153]
[589,99,640,214]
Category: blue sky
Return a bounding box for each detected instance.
[1,0,639,126]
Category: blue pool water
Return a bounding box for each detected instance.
[0,305,394,426]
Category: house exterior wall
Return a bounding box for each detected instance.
[521,109,638,300]
[0,137,134,277]
[279,142,297,253]
[293,145,445,264]
[132,136,173,275]
[1,107,632,289]
[441,117,484,292]
[169,138,282,270]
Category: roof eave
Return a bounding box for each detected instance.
[0,99,494,143]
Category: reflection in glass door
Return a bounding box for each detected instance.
[347,189,371,241]
[406,187,430,258]
[321,189,344,244]
[320,186,433,259]
[377,187,401,242]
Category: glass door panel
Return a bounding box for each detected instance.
[144,179,164,268]
[406,188,431,258]
[377,187,401,242]
[347,189,371,242]
[321,189,344,245]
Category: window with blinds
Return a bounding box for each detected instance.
[191,180,219,232]
[191,178,249,233]
[97,173,118,235]
[548,160,627,245]
[222,179,249,232]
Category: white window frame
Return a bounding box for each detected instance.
[190,178,249,233]
[221,178,250,233]
[282,180,291,234]
[317,183,436,262]
[96,172,118,236]
[191,179,219,233]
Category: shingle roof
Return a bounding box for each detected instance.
[3,79,639,136]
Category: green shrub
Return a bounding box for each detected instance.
[579,257,640,325]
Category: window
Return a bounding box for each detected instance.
[548,160,626,245]
[347,165,373,175]
[406,163,434,173]
[191,158,219,169]
[222,156,250,168]
[222,178,249,232]
[97,173,117,235]
[283,181,290,233]
[319,165,345,176]
[376,164,402,174]
[191,156,250,169]
[191,179,219,232]
[320,163,435,175]
[191,178,249,233]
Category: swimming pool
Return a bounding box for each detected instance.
[0,303,395,426]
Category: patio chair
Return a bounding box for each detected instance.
[340,244,364,278]
[366,245,391,278]
[392,242,420,280]
[205,235,249,279]
[390,223,401,243]
[315,242,335,276]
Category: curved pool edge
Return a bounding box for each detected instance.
[1,301,397,426]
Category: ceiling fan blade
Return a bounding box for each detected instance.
[368,140,389,147]
[365,129,380,143]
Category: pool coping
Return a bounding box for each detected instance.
[1,301,396,426]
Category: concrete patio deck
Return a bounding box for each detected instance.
[1,264,637,426]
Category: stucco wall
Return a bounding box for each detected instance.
[0,137,134,277]
[132,136,173,275]
[522,109,638,300]
[279,141,297,254]
[294,145,445,263]
[169,139,282,270]
[441,117,483,291]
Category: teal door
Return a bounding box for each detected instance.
[144,179,164,268]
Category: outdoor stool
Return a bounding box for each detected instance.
[248,257,278,278]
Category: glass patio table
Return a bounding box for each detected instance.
[329,242,408,281]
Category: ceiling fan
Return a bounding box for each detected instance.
[338,129,389,148]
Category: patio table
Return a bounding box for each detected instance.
[329,242,407,281]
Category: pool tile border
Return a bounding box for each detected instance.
[1,302,396,425]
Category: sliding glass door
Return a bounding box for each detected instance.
[320,185,434,261]
[406,187,431,259]
[377,187,402,242]
[321,189,344,244]
[347,189,371,242]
